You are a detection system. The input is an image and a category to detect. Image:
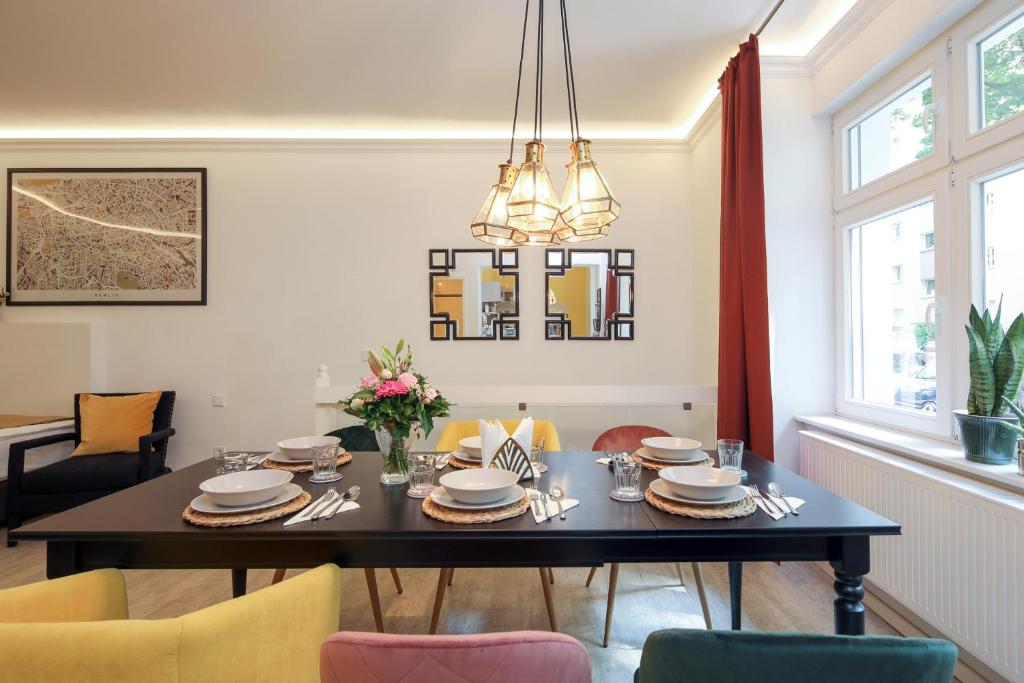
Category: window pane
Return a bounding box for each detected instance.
[850,201,936,414]
[846,77,933,191]
[982,167,1024,315]
[979,11,1024,129]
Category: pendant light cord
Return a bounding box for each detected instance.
[508,0,531,164]
[533,0,545,142]
[560,0,581,141]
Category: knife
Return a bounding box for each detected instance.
[283,491,336,527]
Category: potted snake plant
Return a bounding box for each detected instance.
[956,301,1024,464]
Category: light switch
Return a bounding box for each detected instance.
[361,350,369,362]
[211,394,226,407]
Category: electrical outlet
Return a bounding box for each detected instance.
[361,350,369,362]
[211,394,225,407]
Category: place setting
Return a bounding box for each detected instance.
[183,469,311,527]
[262,435,351,481]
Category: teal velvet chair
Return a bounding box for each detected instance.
[635,630,957,683]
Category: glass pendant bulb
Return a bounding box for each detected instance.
[554,213,609,242]
[559,139,620,232]
[471,163,527,246]
[506,141,561,233]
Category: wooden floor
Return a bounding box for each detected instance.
[0,530,900,682]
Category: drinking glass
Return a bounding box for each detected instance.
[310,445,342,483]
[215,450,248,475]
[530,439,548,473]
[406,453,437,498]
[610,454,643,502]
[717,439,746,478]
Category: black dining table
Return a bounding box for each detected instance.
[12,450,899,636]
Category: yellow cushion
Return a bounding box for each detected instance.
[0,564,342,683]
[435,419,561,452]
[72,392,161,456]
[0,568,128,623]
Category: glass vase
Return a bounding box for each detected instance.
[375,427,411,486]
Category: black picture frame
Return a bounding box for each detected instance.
[544,248,634,340]
[428,248,519,341]
[6,168,208,306]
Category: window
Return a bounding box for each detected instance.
[892,221,903,239]
[981,165,1024,314]
[892,264,904,282]
[922,231,936,249]
[978,10,1024,129]
[848,201,936,415]
[846,76,934,191]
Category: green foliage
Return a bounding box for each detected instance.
[983,27,1024,127]
[965,300,1024,416]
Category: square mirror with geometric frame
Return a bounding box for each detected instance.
[429,248,519,340]
[544,248,634,340]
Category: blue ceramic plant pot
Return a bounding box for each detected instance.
[954,411,1019,465]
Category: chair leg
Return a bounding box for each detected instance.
[547,567,555,584]
[585,566,600,587]
[538,567,558,631]
[676,562,686,586]
[364,568,384,633]
[603,562,620,648]
[389,568,403,594]
[430,568,450,635]
[271,568,286,585]
[691,563,713,630]
[447,568,454,586]
[6,518,20,548]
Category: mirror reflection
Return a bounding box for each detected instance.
[546,249,634,340]
[430,249,519,340]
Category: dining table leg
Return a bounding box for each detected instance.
[830,535,869,636]
[728,561,742,630]
[231,568,247,598]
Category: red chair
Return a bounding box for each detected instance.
[321,631,591,683]
[589,425,713,647]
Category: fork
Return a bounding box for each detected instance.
[307,488,339,521]
[752,486,785,517]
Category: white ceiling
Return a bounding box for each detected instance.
[0,0,855,139]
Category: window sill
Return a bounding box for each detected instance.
[795,414,1024,495]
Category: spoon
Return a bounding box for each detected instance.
[321,485,361,520]
[550,486,567,520]
[768,482,798,516]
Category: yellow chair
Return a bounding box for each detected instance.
[435,419,562,452]
[0,564,341,683]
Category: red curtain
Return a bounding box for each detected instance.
[717,34,775,461]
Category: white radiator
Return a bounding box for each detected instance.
[799,430,1023,683]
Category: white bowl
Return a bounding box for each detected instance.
[458,436,482,458]
[199,470,294,507]
[641,436,703,460]
[275,435,341,460]
[439,468,519,505]
[657,466,741,501]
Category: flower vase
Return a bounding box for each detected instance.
[375,428,411,485]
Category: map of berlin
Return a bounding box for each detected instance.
[14,176,201,292]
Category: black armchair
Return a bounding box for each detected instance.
[6,391,176,546]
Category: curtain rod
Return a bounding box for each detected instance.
[755,0,784,37]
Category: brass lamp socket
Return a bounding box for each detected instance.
[569,138,593,162]
[523,140,546,163]
[497,163,519,188]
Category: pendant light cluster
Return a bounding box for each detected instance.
[471,0,619,247]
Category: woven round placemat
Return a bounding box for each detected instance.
[448,455,482,470]
[183,490,311,527]
[637,452,712,471]
[263,451,352,473]
[644,487,755,519]
[422,493,530,524]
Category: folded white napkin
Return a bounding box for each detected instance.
[479,418,534,468]
[595,457,612,465]
[742,486,805,520]
[530,494,580,523]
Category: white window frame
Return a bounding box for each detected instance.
[834,42,949,211]
[835,170,953,438]
[950,0,1024,159]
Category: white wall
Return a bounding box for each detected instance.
[0,141,715,467]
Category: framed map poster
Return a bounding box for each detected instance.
[5,168,207,305]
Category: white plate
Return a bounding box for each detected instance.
[430,485,526,510]
[190,483,303,514]
[636,446,706,464]
[648,479,747,506]
[269,450,312,464]
[453,450,481,461]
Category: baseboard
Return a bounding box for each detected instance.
[810,561,1005,683]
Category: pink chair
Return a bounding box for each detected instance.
[321,631,591,683]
